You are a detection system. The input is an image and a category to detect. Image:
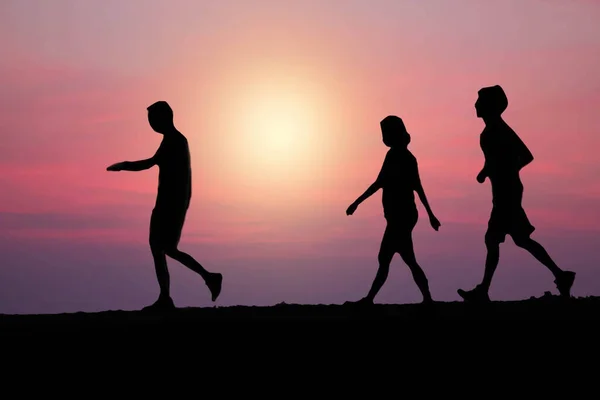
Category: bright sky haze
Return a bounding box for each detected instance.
[1,0,599,313]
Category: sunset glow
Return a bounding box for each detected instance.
[222,70,334,183]
[1,0,599,314]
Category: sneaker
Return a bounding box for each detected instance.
[142,295,176,312]
[207,273,223,302]
[343,297,374,307]
[457,285,491,303]
[554,270,576,298]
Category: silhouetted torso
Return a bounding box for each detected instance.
[480,121,524,206]
[154,132,192,210]
[378,147,418,220]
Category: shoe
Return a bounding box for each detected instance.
[207,273,223,302]
[554,270,576,298]
[142,295,176,312]
[457,285,491,303]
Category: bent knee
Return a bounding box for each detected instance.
[164,246,180,258]
[150,234,167,246]
[150,244,165,258]
[378,250,394,266]
[399,251,418,268]
[484,233,501,249]
[150,237,177,255]
[512,236,531,248]
[149,235,163,251]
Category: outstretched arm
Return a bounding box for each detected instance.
[106,157,156,171]
[414,165,441,231]
[107,143,163,172]
[107,157,157,172]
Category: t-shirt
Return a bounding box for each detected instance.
[480,121,530,204]
[377,147,418,219]
[153,132,192,210]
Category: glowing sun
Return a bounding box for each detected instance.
[227,75,332,182]
[242,96,312,164]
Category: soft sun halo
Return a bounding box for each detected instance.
[234,86,323,179]
[247,98,304,154]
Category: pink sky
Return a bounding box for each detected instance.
[1,0,599,314]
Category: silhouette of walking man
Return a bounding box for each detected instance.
[107,101,222,311]
[458,85,575,303]
[345,116,440,305]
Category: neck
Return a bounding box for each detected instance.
[161,125,177,135]
[389,145,407,151]
[482,115,503,126]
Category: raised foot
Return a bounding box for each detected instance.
[555,270,576,298]
[207,273,223,302]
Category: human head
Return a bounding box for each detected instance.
[147,101,174,133]
[380,115,411,148]
[475,85,508,119]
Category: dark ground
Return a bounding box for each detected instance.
[2,294,599,386]
[2,293,600,337]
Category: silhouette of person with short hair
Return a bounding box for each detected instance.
[107,101,222,311]
[345,116,441,305]
[457,85,575,303]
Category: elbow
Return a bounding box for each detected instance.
[415,182,424,193]
[141,159,155,170]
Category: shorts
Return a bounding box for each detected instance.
[380,209,418,253]
[486,204,535,244]
[149,206,188,249]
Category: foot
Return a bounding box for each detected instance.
[554,270,576,298]
[343,297,374,306]
[421,297,435,305]
[142,295,176,312]
[457,285,491,303]
[206,272,223,302]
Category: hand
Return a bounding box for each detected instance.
[107,162,126,172]
[476,170,486,184]
[346,202,358,216]
[429,215,441,231]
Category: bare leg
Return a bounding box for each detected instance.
[457,235,497,302]
[513,236,576,297]
[398,233,432,302]
[151,245,171,298]
[166,248,223,302]
[363,223,400,303]
[148,211,172,299]
[141,243,176,311]
[365,247,394,302]
[344,225,395,306]
[481,238,500,292]
[513,237,562,277]
[167,248,210,280]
